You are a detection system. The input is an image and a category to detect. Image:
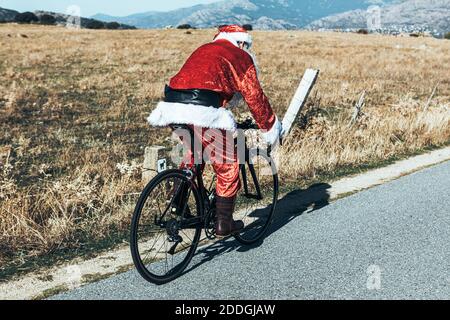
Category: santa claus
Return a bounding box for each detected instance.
[148,25,283,237]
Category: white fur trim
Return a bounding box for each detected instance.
[147,101,237,131]
[262,117,283,145]
[214,32,252,48]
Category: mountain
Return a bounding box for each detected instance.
[93,5,206,29]
[0,6,135,29]
[307,0,450,33]
[92,0,399,29]
[33,10,136,29]
[0,7,19,22]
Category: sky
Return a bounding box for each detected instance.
[0,0,219,17]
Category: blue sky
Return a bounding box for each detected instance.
[0,0,219,17]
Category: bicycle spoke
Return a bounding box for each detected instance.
[149,237,168,264]
[164,242,169,274]
[180,230,194,243]
[142,232,164,264]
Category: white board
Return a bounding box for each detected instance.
[282,69,320,135]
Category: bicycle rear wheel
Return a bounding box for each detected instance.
[234,150,279,245]
[130,170,202,285]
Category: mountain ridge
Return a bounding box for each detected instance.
[0,7,135,29]
[91,0,399,29]
[2,1,448,33]
[0,7,19,22]
[307,0,450,33]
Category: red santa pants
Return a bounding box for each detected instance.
[175,126,241,198]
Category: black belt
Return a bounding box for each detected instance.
[164,85,221,108]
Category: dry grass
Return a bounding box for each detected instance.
[0,24,449,274]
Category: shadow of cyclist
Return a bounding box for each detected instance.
[183,183,331,275]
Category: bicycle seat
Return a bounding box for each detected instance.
[170,124,194,138]
[170,124,191,131]
[170,124,195,153]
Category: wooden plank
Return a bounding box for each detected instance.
[282,69,320,136]
[350,90,366,126]
[423,82,439,111]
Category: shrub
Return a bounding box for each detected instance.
[177,24,192,30]
[444,32,450,40]
[14,12,39,24]
[86,20,105,29]
[39,14,56,25]
[242,24,253,31]
[106,22,121,30]
[357,29,368,35]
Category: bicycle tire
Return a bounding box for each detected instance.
[234,152,279,245]
[130,169,202,285]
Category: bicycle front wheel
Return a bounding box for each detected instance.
[130,170,202,285]
[234,150,279,245]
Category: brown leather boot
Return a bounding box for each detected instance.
[215,196,244,237]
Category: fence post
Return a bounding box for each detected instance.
[142,146,167,182]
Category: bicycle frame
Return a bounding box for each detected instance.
[172,124,271,231]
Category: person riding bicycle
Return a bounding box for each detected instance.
[148,24,283,237]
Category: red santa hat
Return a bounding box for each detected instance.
[213,25,253,48]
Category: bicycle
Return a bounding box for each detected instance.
[130,120,279,285]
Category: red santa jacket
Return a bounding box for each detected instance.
[148,38,281,143]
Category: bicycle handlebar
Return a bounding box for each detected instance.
[235,119,283,154]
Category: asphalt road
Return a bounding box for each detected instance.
[54,161,450,300]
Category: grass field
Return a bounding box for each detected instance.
[0,24,449,278]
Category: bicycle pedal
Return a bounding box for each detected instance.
[168,244,177,255]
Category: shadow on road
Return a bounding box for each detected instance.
[183,183,331,276]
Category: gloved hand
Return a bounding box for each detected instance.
[262,117,284,146]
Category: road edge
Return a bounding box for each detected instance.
[2,146,450,300]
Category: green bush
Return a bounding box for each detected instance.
[86,20,105,29]
[106,22,121,30]
[14,12,39,24]
[39,14,56,25]
[177,24,192,30]
[357,29,368,35]
[444,32,450,40]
